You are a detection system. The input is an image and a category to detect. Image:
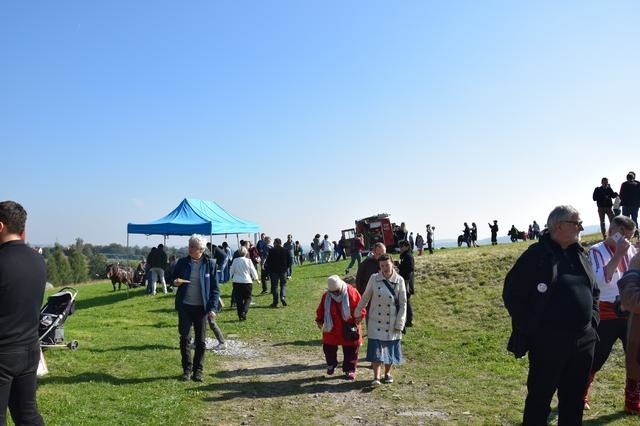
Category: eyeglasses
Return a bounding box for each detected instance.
[562,220,583,227]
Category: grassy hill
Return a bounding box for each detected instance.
[31,234,636,425]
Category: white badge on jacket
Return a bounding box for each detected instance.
[537,283,548,293]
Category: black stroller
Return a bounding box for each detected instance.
[39,287,79,350]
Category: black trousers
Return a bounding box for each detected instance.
[592,318,627,373]
[178,304,207,373]
[233,282,253,319]
[523,328,596,425]
[270,273,287,305]
[0,344,44,426]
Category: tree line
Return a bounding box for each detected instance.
[42,239,186,286]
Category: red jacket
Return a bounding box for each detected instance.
[315,285,366,346]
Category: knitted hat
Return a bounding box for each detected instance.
[327,275,346,292]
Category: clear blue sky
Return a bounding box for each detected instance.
[2,1,639,248]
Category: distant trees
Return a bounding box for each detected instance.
[41,240,185,286]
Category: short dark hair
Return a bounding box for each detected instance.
[378,253,392,263]
[0,201,27,235]
[274,238,282,247]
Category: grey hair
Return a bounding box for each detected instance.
[546,205,579,230]
[188,234,208,250]
[373,242,386,252]
[612,215,636,231]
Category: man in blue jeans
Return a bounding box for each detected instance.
[0,201,46,425]
[620,172,640,231]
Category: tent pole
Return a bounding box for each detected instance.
[236,234,240,247]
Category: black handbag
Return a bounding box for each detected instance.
[342,322,360,341]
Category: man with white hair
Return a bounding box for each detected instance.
[172,234,221,382]
[503,205,599,425]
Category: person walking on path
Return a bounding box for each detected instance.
[0,200,46,425]
[593,177,618,239]
[354,253,407,386]
[315,275,366,381]
[172,234,221,382]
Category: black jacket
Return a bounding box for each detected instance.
[620,179,640,208]
[0,240,47,348]
[592,185,617,208]
[503,232,599,337]
[399,251,415,294]
[264,246,288,274]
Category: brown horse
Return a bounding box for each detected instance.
[106,263,133,291]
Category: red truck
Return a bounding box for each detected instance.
[341,213,402,254]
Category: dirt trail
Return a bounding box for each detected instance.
[201,338,448,425]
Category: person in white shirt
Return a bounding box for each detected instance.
[585,215,638,409]
[229,246,259,321]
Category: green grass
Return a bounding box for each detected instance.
[27,236,637,425]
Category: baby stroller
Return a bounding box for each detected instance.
[39,287,79,350]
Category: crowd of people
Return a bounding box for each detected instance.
[4,170,640,424]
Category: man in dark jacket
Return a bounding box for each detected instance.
[398,240,415,328]
[620,171,640,229]
[355,242,386,294]
[593,177,618,239]
[0,201,46,425]
[503,205,599,425]
[264,238,289,307]
[172,235,220,382]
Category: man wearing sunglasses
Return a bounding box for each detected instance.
[504,205,599,425]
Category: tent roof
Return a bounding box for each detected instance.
[127,198,260,236]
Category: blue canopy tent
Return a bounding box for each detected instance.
[127,198,260,247]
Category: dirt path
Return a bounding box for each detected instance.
[201,338,449,425]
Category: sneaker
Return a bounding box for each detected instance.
[327,365,336,376]
[344,268,349,275]
[281,298,288,307]
[180,370,190,381]
[346,372,356,381]
[191,371,203,382]
[383,374,394,384]
[371,379,381,386]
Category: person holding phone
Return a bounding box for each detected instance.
[593,177,618,239]
[585,215,638,409]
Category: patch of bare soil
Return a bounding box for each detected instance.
[201,338,448,425]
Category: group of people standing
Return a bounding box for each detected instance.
[593,173,640,239]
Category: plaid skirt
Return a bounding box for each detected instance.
[365,338,403,365]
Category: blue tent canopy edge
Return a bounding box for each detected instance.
[127,198,260,236]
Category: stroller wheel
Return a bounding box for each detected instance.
[68,340,79,350]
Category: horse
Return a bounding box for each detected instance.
[457,235,470,247]
[507,228,528,243]
[106,263,133,291]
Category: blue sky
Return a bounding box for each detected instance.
[2,1,639,248]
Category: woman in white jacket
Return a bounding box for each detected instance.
[354,253,407,386]
[229,246,259,321]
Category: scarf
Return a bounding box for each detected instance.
[323,288,351,333]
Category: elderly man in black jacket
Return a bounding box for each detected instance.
[503,205,599,425]
[265,238,289,307]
